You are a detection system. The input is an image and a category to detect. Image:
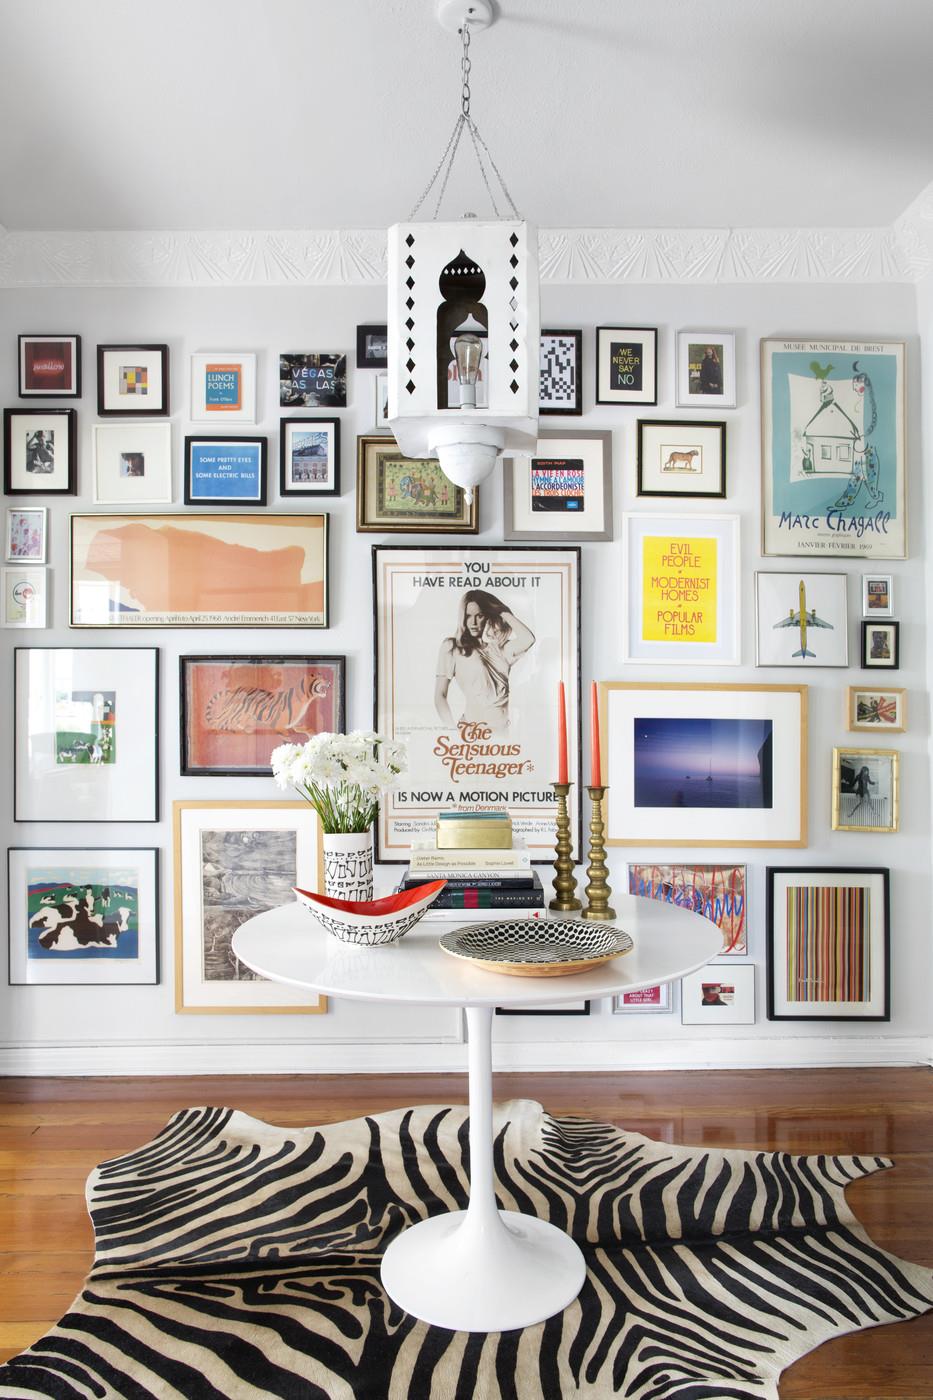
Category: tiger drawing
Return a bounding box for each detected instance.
[204,673,331,740]
[662,448,700,472]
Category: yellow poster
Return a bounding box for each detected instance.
[641,535,717,643]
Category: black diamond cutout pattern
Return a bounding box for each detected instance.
[406,338,414,351]
[509,359,518,372]
[509,277,518,290]
[509,232,518,246]
[510,320,518,332]
[406,277,414,290]
[406,358,415,372]
[509,379,519,393]
[509,297,517,311]
[405,317,414,330]
[509,255,518,268]
[406,297,414,310]
[406,379,415,394]
[509,339,518,352]
[406,233,415,247]
[405,255,414,269]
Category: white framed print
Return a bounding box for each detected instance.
[3,567,48,628]
[613,984,672,1014]
[676,332,736,408]
[5,507,48,563]
[14,647,159,822]
[8,846,160,987]
[504,431,612,541]
[755,572,848,667]
[862,574,893,617]
[92,422,173,505]
[681,963,755,1025]
[623,513,740,665]
[190,352,257,424]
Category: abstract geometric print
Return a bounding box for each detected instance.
[1,1100,930,1400]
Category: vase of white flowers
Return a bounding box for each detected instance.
[271,731,407,903]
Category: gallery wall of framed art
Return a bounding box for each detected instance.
[0,274,927,1077]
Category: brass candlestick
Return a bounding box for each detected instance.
[549,782,582,912]
[582,785,616,922]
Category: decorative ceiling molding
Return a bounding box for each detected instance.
[0,213,929,288]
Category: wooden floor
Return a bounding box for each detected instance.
[0,1068,931,1398]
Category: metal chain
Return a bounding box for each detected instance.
[406,19,521,222]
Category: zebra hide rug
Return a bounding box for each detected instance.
[1,1099,930,1400]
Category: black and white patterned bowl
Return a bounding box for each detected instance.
[438,919,633,977]
[293,880,447,946]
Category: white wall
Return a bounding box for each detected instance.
[1,279,929,1074]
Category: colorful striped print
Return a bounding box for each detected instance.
[787,884,869,1002]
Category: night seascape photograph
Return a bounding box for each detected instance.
[633,717,773,809]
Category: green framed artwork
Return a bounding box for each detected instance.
[356,435,477,533]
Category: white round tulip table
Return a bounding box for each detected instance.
[232,896,721,1333]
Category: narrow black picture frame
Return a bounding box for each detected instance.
[279,418,341,497]
[595,326,659,406]
[495,1001,591,1016]
[18,334,82,398]
[356,324,388,369]
[4,407,77,495]
[183,436,268,507]
[97,344,170,417]
[861,619,900,670]
[636,418,727,498]
[539,328,583,416]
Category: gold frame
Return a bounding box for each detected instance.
[355,435,478,533]
[831,747,900,834]
[598,681,808,848]
[173,800,326,1014]
[846,685,906,734]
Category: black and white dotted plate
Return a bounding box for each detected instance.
[438,919,634,977]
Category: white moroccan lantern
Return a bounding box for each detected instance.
[387,6,539,502]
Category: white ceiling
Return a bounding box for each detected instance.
[2,0,932,233]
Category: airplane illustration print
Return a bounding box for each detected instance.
[756,572,849,668]
[773,579,834,659]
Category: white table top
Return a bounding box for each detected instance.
[231,895,722,1008]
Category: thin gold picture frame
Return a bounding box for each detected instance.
[846,686,906,733]
[831,748,900,834]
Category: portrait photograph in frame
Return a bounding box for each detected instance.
[71,513,329,628]
[766,866,890,1022]
[681,963,755,1025]
[861,619,899,669]
[8,846,160,988]
[280,418,340,497]
[596,326,658,406]
[676,331,737,408]
[357,435,477,533]
[14,646,159,822]
[97,344,169,416]
[755,572,848,668]
[356,324,388,369]
[862,574,893,617]
[173,800,325,1015]
[190,352,257,424]
[504,430,612,542]
[3,567,48,628]
[185,436,267,506]
[636,419,726,499]
[539,329,583,416]
[18,335,81,398]
[600,681,807,847]
[4,407,76,495]
[623,513,740,665]
[279,352,347,409]
[93,422,173,505]
[760,338,905,559]
[374,545,581,863]
[180,655,346,777]
[5,506,48,563]
[627,862,747,955]
[832,747,899,833]
[847,685,905,734]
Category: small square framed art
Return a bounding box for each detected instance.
[5,506,48,563]
[861,619,899,669]
[862,574,893,617]
[191,352,257,424]
[846,685,905,734]
[185,436,267,506]
[832,747,899,833]
[613,985,672,1014]
[4,408,76,495]
[356,325,388,369]
[3,567,48,628]
[18,335,81,398]
[279,353,347,409]
[97,345,169,416]
[681,963,755,1025]
[280,419,340,496]
[93,422,173,505]
[755,572,848,667]
[676,332,736,408]
[766,866,890,1021]
[357,435,477,533]
[596,327,657,406]
[539,329,582,415]
[636,419,726,498]
[504,430,612,541]
[8,846,160,987]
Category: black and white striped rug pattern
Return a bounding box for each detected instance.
[1,1099,930,1399]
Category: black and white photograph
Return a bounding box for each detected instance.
[4,409,77,495]
[539,329,583,415]
[356,325,388,368]
[832,747,899,833]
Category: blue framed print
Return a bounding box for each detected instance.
[184,436,267,506]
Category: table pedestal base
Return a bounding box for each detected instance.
[381,1207,586,1332]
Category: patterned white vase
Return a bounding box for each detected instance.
[322,830,374,903]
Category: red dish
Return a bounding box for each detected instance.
[292,880,447,916]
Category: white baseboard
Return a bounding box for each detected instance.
[1,1034,930,1077]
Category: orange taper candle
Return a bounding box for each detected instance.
[590,681,602,786]
[557,681,569,784]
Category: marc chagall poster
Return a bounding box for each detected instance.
[761,339,905,559]
[373,546,581,861]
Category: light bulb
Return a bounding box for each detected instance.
[454,333,483,408]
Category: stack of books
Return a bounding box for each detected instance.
[401,811,546,920]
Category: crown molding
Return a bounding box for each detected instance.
[0,216,926,288]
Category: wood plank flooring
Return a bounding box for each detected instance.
[0,1068,931,1398]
